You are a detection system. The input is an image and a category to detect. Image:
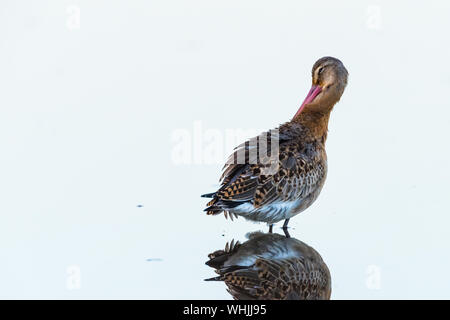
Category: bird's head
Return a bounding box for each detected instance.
[294,56,348,119]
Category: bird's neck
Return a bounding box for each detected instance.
[292,108,331,143]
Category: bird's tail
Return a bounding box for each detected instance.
[202,192,239,220]
[201,192,216,198]
[205,239,242,274]
[203,197,222,216]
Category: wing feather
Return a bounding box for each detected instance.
[204,123,326,214]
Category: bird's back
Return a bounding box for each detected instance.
[203,122,328,224]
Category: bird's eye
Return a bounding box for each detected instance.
[318,66,324,75]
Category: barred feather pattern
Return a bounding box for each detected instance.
[203,122,327,224]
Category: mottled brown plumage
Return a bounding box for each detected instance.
[202,57,348,228]
[205,232,331,300]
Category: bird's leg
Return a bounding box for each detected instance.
[282,219,290,238]
[269,224,273,233]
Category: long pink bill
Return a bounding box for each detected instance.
[293,85,322,119]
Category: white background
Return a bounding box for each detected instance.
[1,0,449,299]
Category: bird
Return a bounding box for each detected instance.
[202,56,348,231]
[205,231,331,300]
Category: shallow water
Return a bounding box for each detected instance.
[1,0,450,299]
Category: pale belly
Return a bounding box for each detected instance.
[231,185,324,225]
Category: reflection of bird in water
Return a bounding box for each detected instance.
[205,232,331,300]
[202,57,348,231]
